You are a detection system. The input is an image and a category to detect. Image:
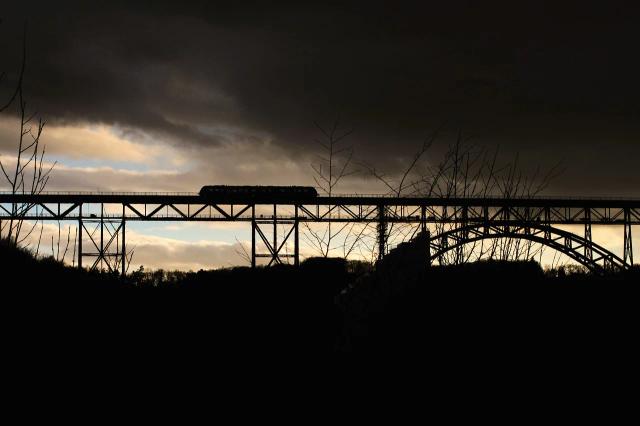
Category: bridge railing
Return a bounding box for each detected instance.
[0,191,200,196]
[0,190,638,201]
[323,193,640,201]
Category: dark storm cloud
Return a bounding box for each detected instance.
[1,1,639,193]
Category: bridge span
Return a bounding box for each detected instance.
[1,192,637,274]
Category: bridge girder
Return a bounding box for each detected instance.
[1,193,638,273]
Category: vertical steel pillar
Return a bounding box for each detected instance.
[564,237,572,249]
[439,235,447,265]
[421,205,426,235]
[457,206,468,263]
[294,205,299,266]
[544,206,551,240]
[121,204,126,277]
[584,208,592,261]
[624,208,633,266]
[425,229,431,266]
[78,204,83,269]
[273,204,278,265]
[503,206,510,233]
[461,206,469,230]
[483,205,489,235]
[251,204,256,268]
[100,203,104,271]
[441,205,449,265]
[377,204,386,260]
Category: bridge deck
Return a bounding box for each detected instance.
[1,192,640,207]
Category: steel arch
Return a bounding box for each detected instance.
[429,222,629,273]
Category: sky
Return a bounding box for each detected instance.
[0,1,638,269]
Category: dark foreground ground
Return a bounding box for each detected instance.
[2,240,639,364]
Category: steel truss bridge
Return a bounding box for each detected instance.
[0,192,637,275]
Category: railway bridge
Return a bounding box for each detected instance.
[1,191,637,275]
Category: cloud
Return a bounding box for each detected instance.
[0,116,189,167]
[0,2,637,197]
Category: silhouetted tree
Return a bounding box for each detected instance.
[363,127,563,265]
[304,117,363,258]
[0,21,78,263]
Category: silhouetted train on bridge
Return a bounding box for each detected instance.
[199,185,318,203]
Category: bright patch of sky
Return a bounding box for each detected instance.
[130,222,251,245]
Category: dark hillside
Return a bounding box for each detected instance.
[340,260,640,358]
[2,239,638,362]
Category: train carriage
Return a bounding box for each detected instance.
[199,185,318,203]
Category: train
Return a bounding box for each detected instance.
[199,185,318,203]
